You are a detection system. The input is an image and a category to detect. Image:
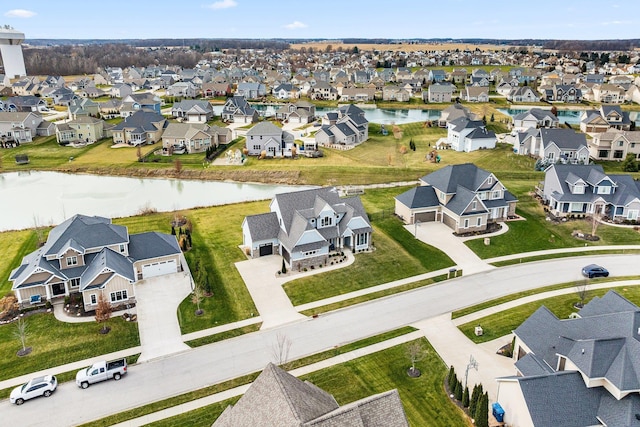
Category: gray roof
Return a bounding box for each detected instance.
[445,185,486,216]
[395,186,439,209]
[244,212,280,242]
[539,128,587,150]
[247,121,282,136]
[127,232,180,262]
[80,247,135,291]
[513,107,558,122]
[515,353,555,376]
[213,363,408,427]
[43,215,128,258]
[111,110,167,133]
[420,163,491,194]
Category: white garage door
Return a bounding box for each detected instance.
[141,259,177,279]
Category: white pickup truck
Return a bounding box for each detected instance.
[75,358,127,389]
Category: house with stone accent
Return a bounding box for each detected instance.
[221,95,258,124]
[541,164,640,220]
[242,187,372,271]
[496,291,640,427]
[395,163,517,233]
[580,105,632,134]
[213,363,409,427]
[10,214,182,311]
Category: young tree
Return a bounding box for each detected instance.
[462,386,470,408]
[449,372,458,394]
[475,392,489,427]
[174,159,183,173]
[271,333,292,366]
[575,279,589,308]
[14,318,30,356]
[95,293,112,334]
[406,341,426,376]
[469,384,480,416]
[281,258,287,274]
[191,285,204,315]
[447,365,455,387]
[454,380,463,401]
[136,145,142,162]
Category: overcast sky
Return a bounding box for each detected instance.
[3,0,638,40]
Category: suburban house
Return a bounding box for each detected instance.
[588,130,640,161]
[438,104,477,127]
[236,82,266,99]
[542,84,583,102]
[202,82,232,98]
[507,86,540,103]
[310,81,339,101]
[382,85,411,102]
[245,121,295,157]
[119,93,162,117]
[111,110,168,146]
[395,163,517,233]
[242,187,372,271]
[171,100,214,123]
[0,111,44,143]
[540,164,640,220]
[272,83,300,100]
[110,83,133,99]
[512,108,559,132]
[68,98,100,119]
[446,117,497,152]
[516,128,589,164]
[460,86,489,102]
[161,122,230,154]
[591,83,626,104]
[424,83,455,103]
[213,363,409,427]
[9,214,182,311]
[338,86,376,102]
[429,69,446,83]
[55,116,105,145]
[315,104,369,147]
[496,291,640,427]
[580,105,632,133]
[166,81,198,98]
[274,101,316,124]
[5,96,48,113]
[221,95,258,123]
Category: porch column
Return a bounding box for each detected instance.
[15,289,22,304]
[45,284,52,300]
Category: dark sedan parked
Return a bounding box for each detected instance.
[582,264,609,278]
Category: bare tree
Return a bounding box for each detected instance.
[95,294,112,334]
[575,279,589,308]
[406,341,427,376]
[591,209,602,237]
[174,159,183,173]
[13,318,30,356]
[271,333,292,366]
[191,285,204,315]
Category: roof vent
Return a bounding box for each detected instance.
[635,413,640,421]
[581,349,585,354]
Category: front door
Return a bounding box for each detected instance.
[51,282,66,297]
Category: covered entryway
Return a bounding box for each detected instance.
[259,243,273,256]
[141,259,177,279]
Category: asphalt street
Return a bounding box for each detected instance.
[4,254,637,426]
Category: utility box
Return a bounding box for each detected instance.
[484,237,490,245]
[492,402,505,423]
[475,326,483,336]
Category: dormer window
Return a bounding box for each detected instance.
[66,256,78,266]
[321,217,332,227]
[119,244,126,253]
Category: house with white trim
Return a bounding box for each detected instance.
[242,187,372,271]
[10,215,182,311]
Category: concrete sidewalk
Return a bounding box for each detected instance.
[109,330,425,427]
[485,244,640,264]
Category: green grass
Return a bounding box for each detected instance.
[466,179,640,259]
[185,323,262,348]
[145,339,471,427]
[284,217,453,306]
[300,274,449,316]
[0,313,139,381]
[451,275,638,319]
[490,249,640,267]
[0,229,38,296]
[459,284,640,343]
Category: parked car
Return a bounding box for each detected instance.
[75,358,127,389]
[10,375,57,405]
[582,264,609,278]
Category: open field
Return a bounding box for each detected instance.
[290,41,509,52]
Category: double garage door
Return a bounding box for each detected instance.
[141,259,177,279]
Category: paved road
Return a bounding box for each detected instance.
[4,254,637,426]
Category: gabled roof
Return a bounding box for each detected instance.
[247,121,282,136]
[445,185,487,216]
[127,232,180,262]
[420,163,491,194]
[43,214,128,258]
[395,186,439,209]
[111,110,167,133]
[539,128,587,151]
[80,247,135,291]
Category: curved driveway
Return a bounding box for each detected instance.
[3,254,638,426]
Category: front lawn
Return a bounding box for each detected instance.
[458,285,640,344]
[0,313,139,381]
[0,229,37,296]
[284,216,454,306]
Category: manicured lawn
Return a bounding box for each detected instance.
[0,229,38,296]
[458,285,640,344]
[0,313,139,381]
[145,339,471,427]
[466,179,640,259]
[284,217,454,306]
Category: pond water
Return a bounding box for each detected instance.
[212,104,441,125]
[0,171,315,232]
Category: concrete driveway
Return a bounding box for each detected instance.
[409,222,496,275]
[135,271,192,362]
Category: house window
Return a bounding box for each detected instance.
[463,219,469,229]
[253,145,261,150]
[613,150,624,159]
[357,233,368,245]
[471,201,477,211]
[618,141,624,147]
[70,278,80,288]
[119,244,126,253]
[597,186,611,195]
[321,216,332,227]
[90,294,97,305]
[628,210,639,220]
[476,217,482,227]
[110,290,128,303]
[492,191,501,199]
[66,256,78,266]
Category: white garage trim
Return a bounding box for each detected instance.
[141,259,177,279]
